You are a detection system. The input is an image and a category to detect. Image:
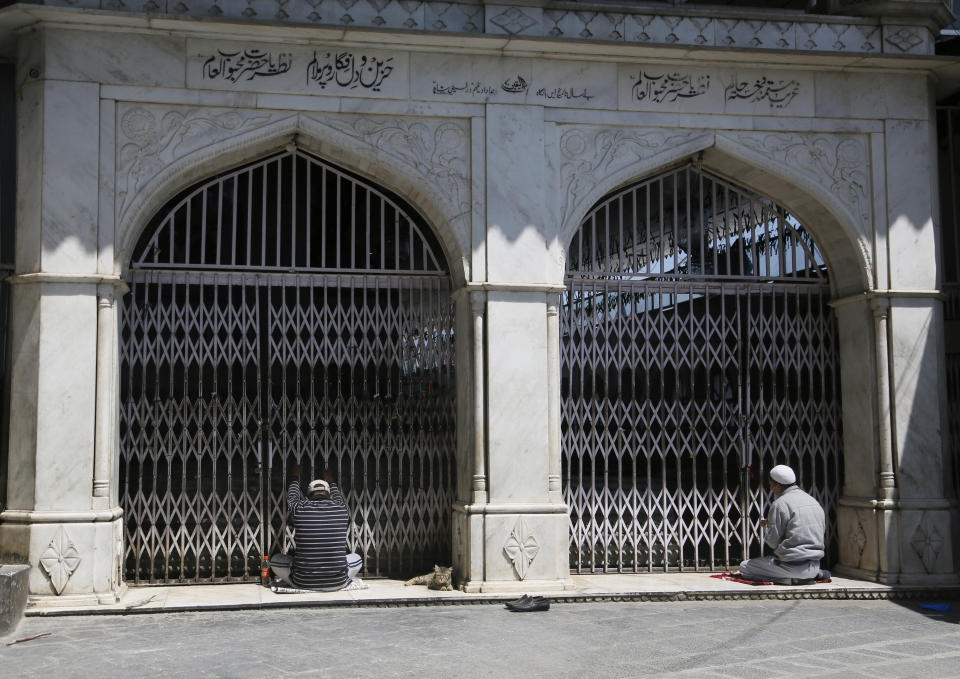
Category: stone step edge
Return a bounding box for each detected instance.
[24,586,960,617]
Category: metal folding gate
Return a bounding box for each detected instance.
[562,164,842,572]
[119,149,455,583]
[936,105,960,503]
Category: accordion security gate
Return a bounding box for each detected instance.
[563,164,843,573]
[119,149,455,584]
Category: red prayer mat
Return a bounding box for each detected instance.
[709,573,773,586]
[709,573,833,586]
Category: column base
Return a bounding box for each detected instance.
[452,502,571,591]
[0,509,125,601]
[836,497,959,584]
[27,583,127,609]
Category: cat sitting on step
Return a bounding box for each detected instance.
[404,565,454,591]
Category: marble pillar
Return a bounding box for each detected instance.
[0,278,124,603]
[0,39,125,603]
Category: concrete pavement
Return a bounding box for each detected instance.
[2,597,959,678]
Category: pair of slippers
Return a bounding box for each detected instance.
[504,594,550,612]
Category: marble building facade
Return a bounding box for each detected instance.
[0,0,958,604]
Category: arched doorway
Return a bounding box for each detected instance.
[562,162,842,572]
[119,148,456,583]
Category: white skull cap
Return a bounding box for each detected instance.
[769,465,796,485]
[308,479,330,494]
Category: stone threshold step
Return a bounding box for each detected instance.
[24,585,960,617]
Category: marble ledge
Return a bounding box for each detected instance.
[99,85,259,109]
[99,85,488,118]
[452,501,569,515]
[0,508,123,524]
[829,288,943,308]
[543,108,887,134]
[7,273,128,291]
[838,496,957,510]
[95,84,893,135]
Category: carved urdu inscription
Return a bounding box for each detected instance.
[188,40,408,98]
[410,55,615,108]
[189,40,810,115]
[621,66,812,114]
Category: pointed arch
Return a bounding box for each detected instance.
[130,147,448,275]
[561,156,845,573]
[116,113,470,286]
[556,128,872,297]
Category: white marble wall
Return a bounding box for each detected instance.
[486,293,550,503]
[3,17,958,600]
[885,119,940,291]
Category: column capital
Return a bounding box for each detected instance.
[8,272,129,293]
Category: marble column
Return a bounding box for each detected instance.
[0,276,124,603]
[456,103,572,592]
[887,294,955,583]
[0,45,125,603]
[451,288,487,587]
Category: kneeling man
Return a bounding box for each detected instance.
[739,464,826,585]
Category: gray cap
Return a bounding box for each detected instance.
[769,465,796,485]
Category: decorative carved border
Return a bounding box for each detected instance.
[30,1,932,56]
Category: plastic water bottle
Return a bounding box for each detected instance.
[260,555,271,586]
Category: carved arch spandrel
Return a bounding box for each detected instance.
[554,124,873,295]
[556,126,715,246]
[115,105,471,285]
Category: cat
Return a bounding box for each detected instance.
[403,564,454,591]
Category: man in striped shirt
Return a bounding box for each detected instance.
[283,466,362,591]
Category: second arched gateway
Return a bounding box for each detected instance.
[119,148,456,583]
[563,162,843,573]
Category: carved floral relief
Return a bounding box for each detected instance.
[116,105,471,238]
[723,132,871,234]
[848,517,868,568]
[39,526,82,595]
[302,113,471,218]
[503,518,540,580]
[557,126,711,232]
[910,519,944,574]
[116,105,284,221]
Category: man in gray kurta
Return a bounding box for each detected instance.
[739,464,827,585]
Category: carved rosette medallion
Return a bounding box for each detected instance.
[39,526,82,595]
[503,518,540,580]
[910,520,943,573]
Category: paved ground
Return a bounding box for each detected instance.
[2,598,959,678]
